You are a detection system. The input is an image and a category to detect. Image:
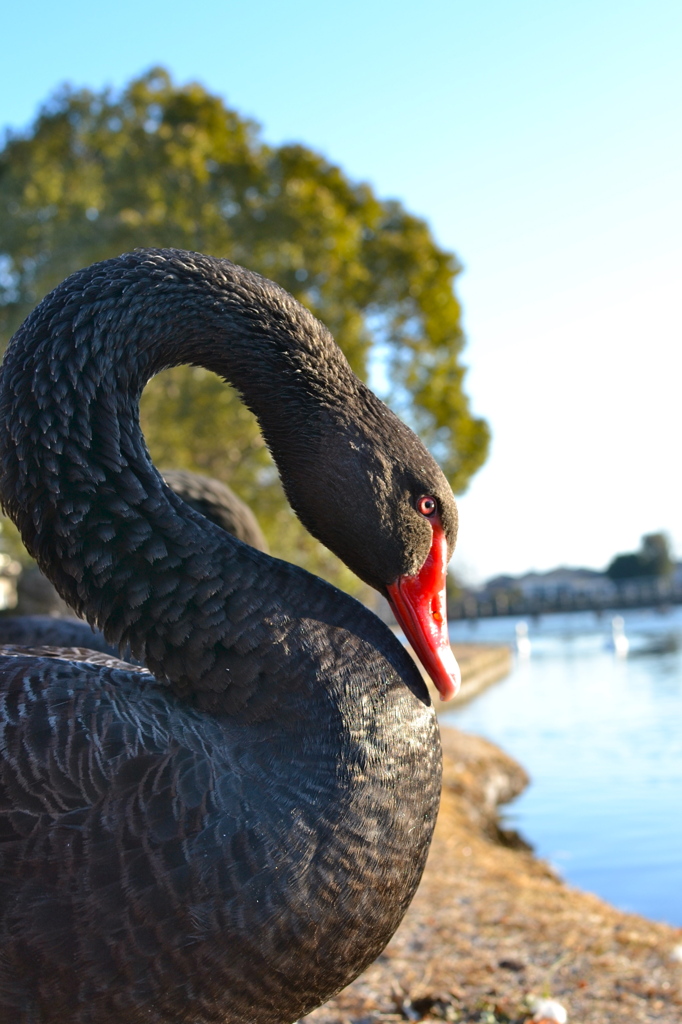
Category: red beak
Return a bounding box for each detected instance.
[386,517,461,702]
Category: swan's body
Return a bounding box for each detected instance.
[0,250,458,1024]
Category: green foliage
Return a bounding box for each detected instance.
[0,68,489,593]
[606,531,674,582]
[606,553,642,581]
[0,517,30,565]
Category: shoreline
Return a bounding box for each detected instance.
[303,725,682,1024]
[398,638,513,707]
[450,643,513,706]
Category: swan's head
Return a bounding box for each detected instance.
[277,393,461,701]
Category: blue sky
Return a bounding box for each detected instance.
[3,0,681,582]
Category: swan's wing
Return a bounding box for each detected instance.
[0,651,224,839]
[0,643,147,672]
[0,651,242,1012]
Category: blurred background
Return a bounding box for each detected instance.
[1,0,681,925]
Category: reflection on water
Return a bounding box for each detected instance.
[443,606,682,926]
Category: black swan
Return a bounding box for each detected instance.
[0,249,460,1024]
[0,470,268,654]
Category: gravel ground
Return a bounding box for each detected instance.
[301,727,682,1024]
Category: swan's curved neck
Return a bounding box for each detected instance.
[0,250,364,713]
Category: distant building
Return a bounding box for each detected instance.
[449,561,682,619]
[483,566,615,601]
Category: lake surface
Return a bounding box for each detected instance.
[442,605,682,926]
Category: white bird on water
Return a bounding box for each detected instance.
[608,614,629,658]
[515,620,532,659]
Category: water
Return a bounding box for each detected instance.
[442,606,682,926]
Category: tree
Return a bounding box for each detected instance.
[0,68,489,594]
[639,532,674,578]
[606,552,645,582]
[606,531,674,583]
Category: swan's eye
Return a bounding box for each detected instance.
[417,495,437,517]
